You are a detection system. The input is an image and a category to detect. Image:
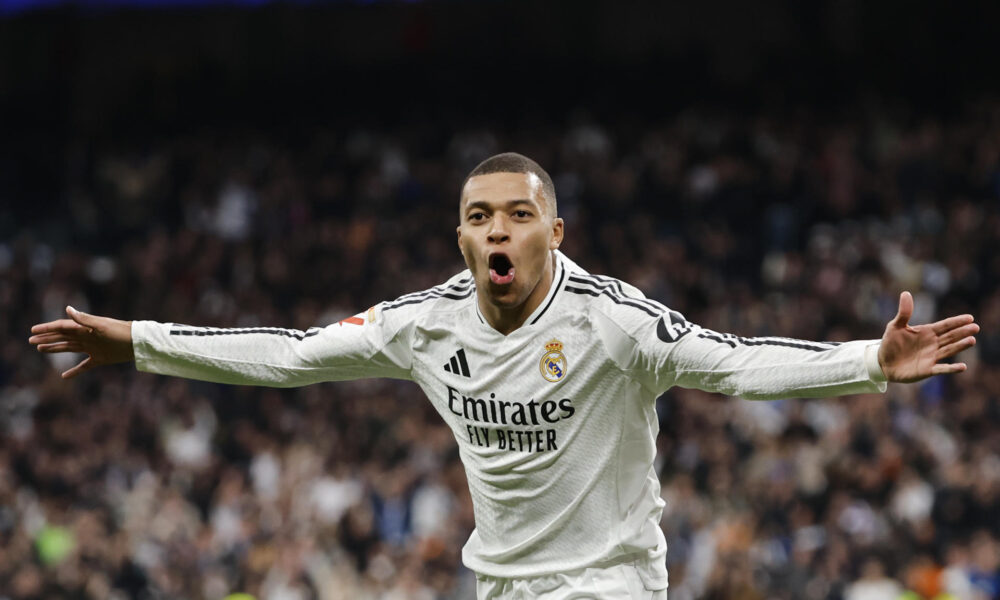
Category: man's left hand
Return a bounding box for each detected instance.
[878,291,979,383]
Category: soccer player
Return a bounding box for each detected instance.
[29,153,979,599]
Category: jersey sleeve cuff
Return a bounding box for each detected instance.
[130,320,157,373]
[864,342,887,383]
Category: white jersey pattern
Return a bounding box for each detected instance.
[131,251,887,587]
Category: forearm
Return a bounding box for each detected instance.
[132,320,406,387]
[669,336,887,400]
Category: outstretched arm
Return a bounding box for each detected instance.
[878,291,978,382]
[29,305,413,386]
[602,287,979,400]
[29,306,134,379]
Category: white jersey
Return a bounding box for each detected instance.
[132,251,887,585]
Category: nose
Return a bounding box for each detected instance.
[487,215,510,244]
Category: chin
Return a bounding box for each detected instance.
[484,286,525,308]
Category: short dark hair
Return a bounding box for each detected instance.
[462,152,557,217]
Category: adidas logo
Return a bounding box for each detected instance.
[443,348,471,377]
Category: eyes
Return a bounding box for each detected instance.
[467,209,533,223]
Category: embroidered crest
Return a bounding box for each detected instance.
[539,339,567,382]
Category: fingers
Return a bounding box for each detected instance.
[931,314,976,335]
[931,362,967,376]
[29,332,71,345]
[30,319,89,336]
[936,336,977,361]
[29,330,91,346]
[61,356,93,379]
[36,342,86,354]
[937,323,980,346]
[66,306,98,329]
[892,291,914,328]
[30,308,102,345]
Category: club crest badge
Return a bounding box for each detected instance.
[539,339,567,383]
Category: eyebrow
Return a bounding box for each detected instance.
[464,199,538,213]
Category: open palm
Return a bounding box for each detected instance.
[878,292,979,383]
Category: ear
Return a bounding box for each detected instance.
[550,218,564,250]
[456,225,463,249]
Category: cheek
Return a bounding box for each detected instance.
[458,235,480,272]
[527,231,552,268]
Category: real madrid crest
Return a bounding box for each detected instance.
[539,339,567,382]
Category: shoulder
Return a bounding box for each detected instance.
[557,256,692,344]
[377,269,475,323]
[556,257,694,369]
[560,264,667,323]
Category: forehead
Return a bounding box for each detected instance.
[461,172,544,210]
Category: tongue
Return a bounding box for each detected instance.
[490,268,515,285]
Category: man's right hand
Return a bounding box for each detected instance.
[28,306,134,379]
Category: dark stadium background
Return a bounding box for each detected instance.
[2,1,1000,598]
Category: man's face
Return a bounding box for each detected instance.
[457,172,563,309]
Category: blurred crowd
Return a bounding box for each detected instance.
[2,97,1000,600]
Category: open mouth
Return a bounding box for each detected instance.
[489,253,515,285]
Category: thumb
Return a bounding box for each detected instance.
[66,305,97,328]
[892,291,913,328]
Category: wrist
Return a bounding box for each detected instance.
[866,343,887,382]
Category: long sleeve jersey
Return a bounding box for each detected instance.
[132,251,887,586]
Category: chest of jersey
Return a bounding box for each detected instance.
[410,314,618,457]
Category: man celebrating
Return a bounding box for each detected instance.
[30,153,979,599]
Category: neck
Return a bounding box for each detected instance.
[478,252,557,335]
